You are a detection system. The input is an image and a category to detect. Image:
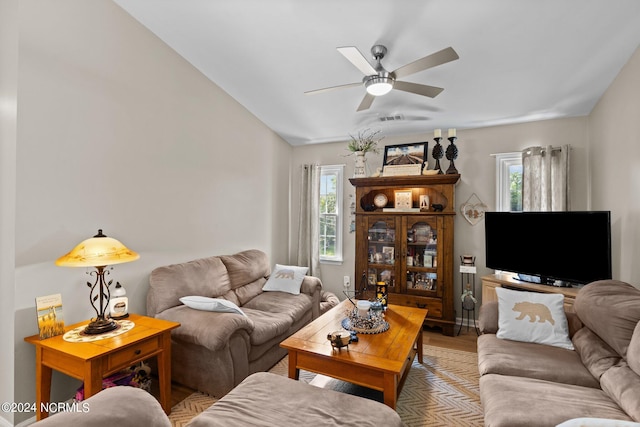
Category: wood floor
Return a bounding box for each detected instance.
[164,327,478,407]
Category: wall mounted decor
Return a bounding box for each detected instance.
[460,193,487,226]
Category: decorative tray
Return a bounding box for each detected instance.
[341,317,389,335]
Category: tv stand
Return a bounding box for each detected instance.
[482,273,581,312]
[516,273,574,287]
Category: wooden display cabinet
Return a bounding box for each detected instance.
[350,174,460,335]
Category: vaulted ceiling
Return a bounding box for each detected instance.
[114,0,640,145]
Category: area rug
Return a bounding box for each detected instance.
[168,345,483,427]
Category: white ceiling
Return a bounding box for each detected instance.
[114,0,640,146]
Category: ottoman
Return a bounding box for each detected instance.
[186,372,403,426]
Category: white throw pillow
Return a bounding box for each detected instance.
[262,264,308,295]
[496,287,574,350]
[179,296,247,317]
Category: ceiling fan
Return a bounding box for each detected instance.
[305,44,459,111]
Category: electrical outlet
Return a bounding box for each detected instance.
[343,275,351,289]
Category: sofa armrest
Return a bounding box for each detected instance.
[32,386,170,427]
[479,301,499,334]
[158,306,253,351]
[300,275,323,319]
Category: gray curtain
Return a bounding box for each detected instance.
[297,164,322,279]
[522,145,570,211]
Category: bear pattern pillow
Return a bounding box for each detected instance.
[496,287,574,350]
[262,264,309,295]
[179,296,247,317]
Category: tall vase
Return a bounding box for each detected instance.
[353,151,367,178]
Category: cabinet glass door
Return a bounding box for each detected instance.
[366,219,397,293]
[405,218,439,295]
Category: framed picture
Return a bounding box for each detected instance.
[394,190,413,209]
[382,246,395,263]
[382,142,429,167]
[419,195,430,211]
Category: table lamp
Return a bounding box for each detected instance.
[55,229,139,334]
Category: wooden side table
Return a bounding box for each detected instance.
[24,314,180,420]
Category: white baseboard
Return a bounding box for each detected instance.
[454,315,479,334]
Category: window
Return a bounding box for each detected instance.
[495,152,523,212]
[319,165,344,263]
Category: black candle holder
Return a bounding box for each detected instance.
[446,136,459,175]
[431,137,444,174]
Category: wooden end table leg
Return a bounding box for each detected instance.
[83,361,103,400]
[157,331,172,414]
[417,328,424,364]
[35,347,52,420]
[287,351,300,380]
[383,372,398,409]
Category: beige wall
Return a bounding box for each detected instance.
[588,46,640,284]
[12,0,291,422]
[0,0,18,424]
[291,116,590,301]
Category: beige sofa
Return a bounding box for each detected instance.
[478,280,640,427]
[147,249,323,397]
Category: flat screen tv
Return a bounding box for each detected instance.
[485,211,612,286]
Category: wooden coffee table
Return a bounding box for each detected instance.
[280,299,427,409]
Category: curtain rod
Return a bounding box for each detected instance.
[490,146,569,157]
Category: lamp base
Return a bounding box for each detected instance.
[83,317,118,335]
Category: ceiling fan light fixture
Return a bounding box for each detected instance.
[365,76,394,96]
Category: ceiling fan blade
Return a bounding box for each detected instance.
[392,47,459,79]
[304,82,362,95]
[393,81,444,98]
[337,46,377,76]
[356,93,375,111]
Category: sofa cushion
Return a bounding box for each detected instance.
[600,362,640,422]
[496,287,574,350]
[243,291,312,323]
[557,419,640,427]
[572,327,622,381]
[32,386,171,427]
[480,374,633,427]
[219,249,270,290]
[187,372,403,427]
[243,309,293,346]
[478,334,600,388]
[262,264,309,295]
[148,256,232,316]
[574,280,640,358]
[234,277,267,306]
[157,305,253,351]
[179,296,247,317]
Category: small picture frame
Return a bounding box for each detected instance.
[383,142,429,168]
[394,190,413,209]
[382,246,395,263]
[419,195,430,211]
[423,254,433,268]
